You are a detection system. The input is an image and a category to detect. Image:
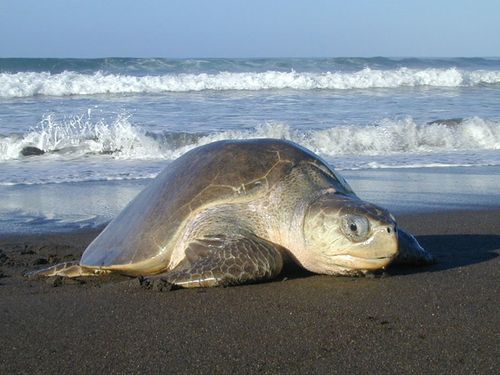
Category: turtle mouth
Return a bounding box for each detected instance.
[331,254,395,270]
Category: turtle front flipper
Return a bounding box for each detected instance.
[142,234,284,290]
[25,261,108,278]
[393,228,435,266]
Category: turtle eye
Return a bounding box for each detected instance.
[341,215,371,242]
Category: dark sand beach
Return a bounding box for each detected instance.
[1,209,499,374]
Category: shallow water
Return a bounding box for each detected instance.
[1,165,498,234]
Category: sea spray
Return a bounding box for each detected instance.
[0,113,161,161]
[1,114,498,162]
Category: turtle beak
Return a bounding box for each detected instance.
[333,224,399,271]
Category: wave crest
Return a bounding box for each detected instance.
[0,114,161,161]
[1,68,500,97]
[1,115,498,162]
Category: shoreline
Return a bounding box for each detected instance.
[1,164,499,235]
[1,208,499,373]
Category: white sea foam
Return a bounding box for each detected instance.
[1,115,498,163]
[0,114,162,161]
[306,117,500,155]
[1,68,500,97]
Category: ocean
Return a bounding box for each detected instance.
[1,57,499,233]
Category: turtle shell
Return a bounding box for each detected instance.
[81,139,352,269]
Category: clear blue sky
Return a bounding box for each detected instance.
[1,0,499,58]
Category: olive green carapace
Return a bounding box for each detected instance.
[27,139,433,289]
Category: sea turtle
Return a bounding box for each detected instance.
[28,139,433,289]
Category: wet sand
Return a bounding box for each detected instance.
[0,209,499,374]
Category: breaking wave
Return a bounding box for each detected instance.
[1,115,498,162]
[1,68,500,97]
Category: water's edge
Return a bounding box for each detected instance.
[1,165,498,235]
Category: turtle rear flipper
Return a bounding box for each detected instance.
[24,261,107,278]
[142,234,284,290]
[394,228,435,266]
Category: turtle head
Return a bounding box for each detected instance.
[300,193,398,275]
